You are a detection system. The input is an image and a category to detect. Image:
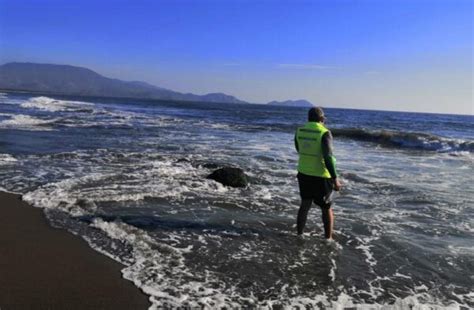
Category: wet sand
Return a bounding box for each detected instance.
[0,191,150,310]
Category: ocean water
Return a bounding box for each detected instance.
[0,92,473,309]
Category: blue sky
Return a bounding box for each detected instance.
[0,0,472,114]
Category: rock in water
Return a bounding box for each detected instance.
[207,167,249,188]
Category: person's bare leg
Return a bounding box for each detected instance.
[321,208,334,239]
[297,199,313,235]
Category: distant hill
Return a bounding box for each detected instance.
[267,99,314,107]
[0,62,247,104]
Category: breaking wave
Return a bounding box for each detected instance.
[0,114,59,131]
[20,96,95,113]
[332,128,474,153]
[0,153,17,165]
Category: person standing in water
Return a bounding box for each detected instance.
[295,107,341,239]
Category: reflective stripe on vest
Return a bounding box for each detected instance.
[296,122,331,178]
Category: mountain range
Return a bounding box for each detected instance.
[0,62,247,104]
[0,62,314,106]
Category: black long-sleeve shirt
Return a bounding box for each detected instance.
[295,130,338,179]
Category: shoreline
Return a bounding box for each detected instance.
[0,191,150,310]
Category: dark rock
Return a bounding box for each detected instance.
[207,167,249,188]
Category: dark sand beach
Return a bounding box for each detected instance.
[0,191,150,310]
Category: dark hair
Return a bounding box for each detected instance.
[308,107,325,122]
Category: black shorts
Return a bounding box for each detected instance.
[297,172,334,209]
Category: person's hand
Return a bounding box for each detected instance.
[333,178,342,191]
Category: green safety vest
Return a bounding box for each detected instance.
[296,122,331,178]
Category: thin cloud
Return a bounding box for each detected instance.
[277,63,334,69]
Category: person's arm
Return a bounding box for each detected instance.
[321,131,337,178]
[322,131,341,190]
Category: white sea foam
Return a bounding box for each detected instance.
[90,219,242,308]
[0,153,17,165]
[87,218,470,309]
[20,96,94,112]
[355,233,380,268]
[14,96,187,130]
[21,154,238,216]
[16,148,474,309]
[394,272,412,279]
[329,258,337,282]
[315,292,465,310]
[0,114,57,131]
